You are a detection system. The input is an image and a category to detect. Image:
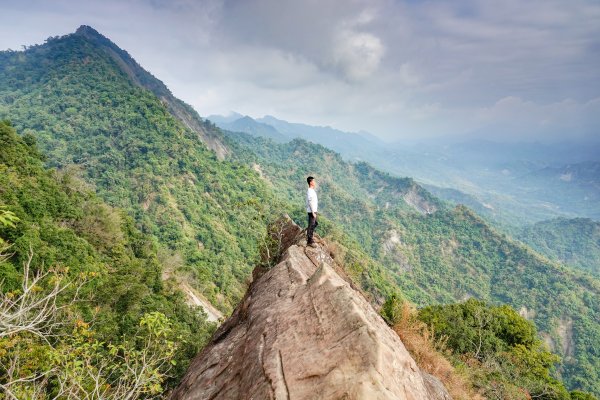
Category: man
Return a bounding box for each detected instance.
[306,176,318,247]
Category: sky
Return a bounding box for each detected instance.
[1,0,599,142]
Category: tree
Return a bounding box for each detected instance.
[0,210,178,399]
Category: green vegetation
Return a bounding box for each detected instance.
[383,296,598,399]
[417,299,592,399]
[0,121,214,396]
[223,131,600,396]
[0,31,283,314]
[212,114,600,227]
[518,218,600,276]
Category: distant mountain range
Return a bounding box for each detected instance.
[209,113,600,226]
[208,113,384,155]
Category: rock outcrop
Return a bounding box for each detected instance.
[170,219,449,400]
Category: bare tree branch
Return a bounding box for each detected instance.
[0,248,86,342]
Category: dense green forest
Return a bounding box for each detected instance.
[0,26,598,397]
[0,121,215,396]
[518,218,600,276]
[222,131,600,395]
[0,29,284,314]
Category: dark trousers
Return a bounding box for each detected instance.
[307,213,318,244]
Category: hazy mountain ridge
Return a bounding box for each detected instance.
[209,113,388,164]
[211,113,600,225]
[209,114,288,142]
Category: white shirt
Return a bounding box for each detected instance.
[306,187,318,213]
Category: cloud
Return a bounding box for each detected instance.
[210,0,387,81]
[331,29,384,81]
[208,46,323,90]
[0,0,598,141]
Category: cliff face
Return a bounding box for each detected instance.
[170,220,449,400]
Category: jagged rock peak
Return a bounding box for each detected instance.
[169,218,450,400]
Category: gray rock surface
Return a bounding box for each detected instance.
[170,221,447,400]
[422,372,452,400]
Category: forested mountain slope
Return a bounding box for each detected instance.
[0,25,403,313]
[223,131,600,395]
[75,25,229,159]
[518,218,600,277]
[213,114,600,226]
[0,27,283,313]
[0,121,215,393]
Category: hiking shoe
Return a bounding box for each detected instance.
[308,242,318,248]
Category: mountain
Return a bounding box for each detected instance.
[376,140,600,224]
[210,114,600,226]
[170,219,449,400]
[209,114,288,142]
[222,130,600,395]
[513,162,600,215]
[1,26,599,396]
[0,24,406,317]
[518,218,600,276]
[75,26,229,159]
[209,113,388,163]
[0,120,215,391]
[0,25,283,314]
[206,111,244,125]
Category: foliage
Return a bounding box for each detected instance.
[570,391,598,400]
[0,121,215,394]
[385,299,484,400]
[380,293,404,326]
[518,218,600,277]
[0,32,281,313]
[417,299,592,400]
[0,208,19,229]
[1,293,178,399]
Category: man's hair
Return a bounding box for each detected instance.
[307,176,314,186]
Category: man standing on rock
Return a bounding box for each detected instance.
[306,176,318,247]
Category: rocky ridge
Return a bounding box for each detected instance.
[169,218,449,399]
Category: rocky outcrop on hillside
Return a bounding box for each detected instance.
[170,219,449,400]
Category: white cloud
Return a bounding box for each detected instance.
[331,29,384,81]
[0,0,598,141]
